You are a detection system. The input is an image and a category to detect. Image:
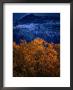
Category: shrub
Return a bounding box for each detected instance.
[13,39,60,77]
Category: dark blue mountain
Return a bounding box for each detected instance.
[14,13,60,26]
[13,13,60,44]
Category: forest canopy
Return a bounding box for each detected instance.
[13,38,60,77]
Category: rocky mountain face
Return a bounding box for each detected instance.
[13,14,60,44]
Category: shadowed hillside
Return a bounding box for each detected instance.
[13,38,60,77]
[13,13,60,44]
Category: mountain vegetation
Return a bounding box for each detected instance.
[13,38,60,77]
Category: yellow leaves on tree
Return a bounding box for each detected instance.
[13,38,60,77]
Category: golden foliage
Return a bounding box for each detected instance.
[13,39,60,77]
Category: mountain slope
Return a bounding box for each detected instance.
[14,13,60,25]
[13,13,60,44]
